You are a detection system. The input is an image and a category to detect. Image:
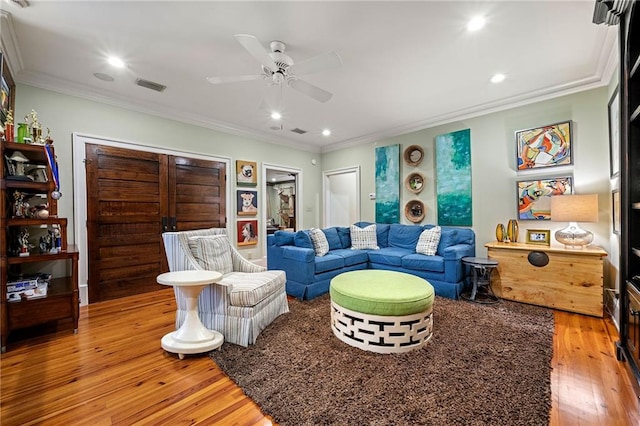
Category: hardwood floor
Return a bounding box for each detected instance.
[1,289,638,425]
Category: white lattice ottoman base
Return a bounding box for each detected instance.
[330,299,433,354]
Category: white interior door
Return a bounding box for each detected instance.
[323,167,360,227]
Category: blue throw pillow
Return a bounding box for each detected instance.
[336,227,351,249]
[274,231,295,246]
[323,227,342,251]
[294,230,313,249]
[436,228,459,255]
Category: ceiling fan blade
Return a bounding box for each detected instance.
[288,51,342,76]
[206,74,264,84]
[288,78,333,103]
[234,34,278,72]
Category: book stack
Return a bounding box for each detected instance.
[6,273,50,302]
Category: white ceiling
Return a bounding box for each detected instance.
[0,1,616,153]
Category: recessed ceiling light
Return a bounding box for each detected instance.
[272,178,276,182]
[467,16,486,32]
[271,111,282,120]
[107,56,126,68]
[322,129,331,137]
[93,72,114,82]
[490,73,506,83]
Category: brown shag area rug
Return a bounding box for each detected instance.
[210,294,553,425]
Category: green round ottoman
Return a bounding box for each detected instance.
[329,270,434,354]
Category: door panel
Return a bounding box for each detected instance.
[86,146,227,302]
[169,156,226,231]
[86,144,169,303]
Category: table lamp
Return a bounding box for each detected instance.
[550,194,598,249]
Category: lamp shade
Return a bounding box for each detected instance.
[550,194,599,223]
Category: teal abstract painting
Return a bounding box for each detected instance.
[435,129,472,226]
[375,144,400,223]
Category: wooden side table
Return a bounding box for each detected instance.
[157,270,224,359]
[485,242,607,317]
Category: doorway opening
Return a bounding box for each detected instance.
[262,163,302,254]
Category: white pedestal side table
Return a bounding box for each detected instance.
[157,270,224,359]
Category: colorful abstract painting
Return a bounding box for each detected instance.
[237,220,258,246]
[375,144,400,223]
[516,121,572,170]
[435,129,472,226]
[517,176,573,220]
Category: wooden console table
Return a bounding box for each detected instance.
[485,242,607,317]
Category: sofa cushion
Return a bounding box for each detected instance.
[437,228,459,256]
[350,224,379,249]
[336,227,351,249]
[309,228,330,256]
[330,248,369,267]
[388,223,424,250]
[401,253,445,273]
[354,222,390,247]
[188,235,233,274]
[274,231,295,246]
[367,247,411,267]
[224,270,286,307]
[315,254,345,273]
[416,226,441,256]
[323,227,342,250]
[294,230,313,249]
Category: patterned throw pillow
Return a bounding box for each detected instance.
[350,224,379,250]
[188,235,233,274]
[416,226,442,256]
[309,228,330,256]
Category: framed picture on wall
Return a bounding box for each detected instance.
[237,190,258,216]
[608,86,620,178]
[516,121,572,170]
[612,189,621,235]
[237,220,258,246]
[236,160,257,186]
[517,176,573,220]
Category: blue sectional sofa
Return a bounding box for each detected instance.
[267,222,475,300]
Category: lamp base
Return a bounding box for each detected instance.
[554,222,593,249]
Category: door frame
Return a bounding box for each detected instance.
[261,163,303,259]
[323,166,361,227]
[72,132,231,306]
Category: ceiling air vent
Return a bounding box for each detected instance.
[290,128,307,135]
[135,78,166,92]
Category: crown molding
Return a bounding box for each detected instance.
[0,9,24,77]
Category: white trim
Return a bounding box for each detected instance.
[72,132,231,306]
[323,166,360,227]
[261,162,303,257]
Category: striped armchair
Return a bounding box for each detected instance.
[162,228,289,347]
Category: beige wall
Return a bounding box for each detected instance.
[323,87,612,259]
[14,84,324,258]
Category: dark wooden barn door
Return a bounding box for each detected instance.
[169,156,226,231]
[86,144,226,303]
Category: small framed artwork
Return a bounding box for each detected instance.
[608,86,620,178]
[237,190,258,216]
[236,160,257,186]
[237,220,258,246]
[612,189,621,235]
[517,176,573,220]
[526,229,551,246]
[516,121,572,170]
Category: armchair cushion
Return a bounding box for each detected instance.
[188,235,233,274]
[225,270,287,307]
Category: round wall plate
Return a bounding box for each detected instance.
[405,172,426,194]
[403,145,425,167]
[404,200,425,223]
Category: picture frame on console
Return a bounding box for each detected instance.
[526,229,551,246]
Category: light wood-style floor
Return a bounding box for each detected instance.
[1,289,639,425]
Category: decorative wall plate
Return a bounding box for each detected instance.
[405,172,425,194]
[404,200,425,223]
[403,145,424,167]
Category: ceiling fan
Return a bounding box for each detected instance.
[207,34,342,103]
